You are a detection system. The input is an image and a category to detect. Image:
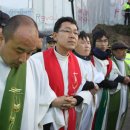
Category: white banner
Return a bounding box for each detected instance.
[0,0,128,33]
[74,0,127,32]
[0,6,33,17]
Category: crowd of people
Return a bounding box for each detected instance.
[0,10,130,130]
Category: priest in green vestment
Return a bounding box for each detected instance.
[111,41,130,130]
[0,15,66,130]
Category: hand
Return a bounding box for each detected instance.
[94,84,99,91]
[89,88,97,96]
[61,96,77,109]
[51,96,73,110]
[67,96,77,107]
[123,76,130,85]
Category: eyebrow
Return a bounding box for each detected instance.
[62,27,78,31]
[17,47,37,53]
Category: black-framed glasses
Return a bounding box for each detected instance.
[96,39,108,43]
[59,29,79,36]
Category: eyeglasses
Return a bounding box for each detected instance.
[59,29,79,36]
[96,39,108,43]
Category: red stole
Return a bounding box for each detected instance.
[43,48,81,130]
[91,56,112,77]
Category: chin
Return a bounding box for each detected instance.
[101,48,107,51]
[68,46,76,50]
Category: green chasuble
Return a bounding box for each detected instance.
[106,57,130,130]
[106,57,121,130]
[0,63,26,130]
[106,90,120,130]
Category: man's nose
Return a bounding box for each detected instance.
[19,53,28,63]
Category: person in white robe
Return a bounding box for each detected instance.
[91,28,130,130]
[31,17,104,130]
[0,15,65,130]
[111,41,130,130]
[73,31,105,130]
[32,17,84,130]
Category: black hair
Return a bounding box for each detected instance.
[3,15,38,42]
[53,17,78,32]
[92,28,109,48]
[78,31,90,40]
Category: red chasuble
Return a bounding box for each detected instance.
[43,48,81,130]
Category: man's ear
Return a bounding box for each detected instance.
[52,32,57,42]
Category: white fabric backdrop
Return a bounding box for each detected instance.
[0,0,128,32]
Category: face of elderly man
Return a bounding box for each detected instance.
[0,22,39,68]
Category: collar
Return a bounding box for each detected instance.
[114,56,125,61]
[92,48,110,60]
[73,50,91,61]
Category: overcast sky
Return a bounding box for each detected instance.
[0,0,32,8]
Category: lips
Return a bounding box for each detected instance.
[68,40,75,43]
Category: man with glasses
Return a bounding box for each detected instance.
[32,17,90,130]
[91,28,130,130]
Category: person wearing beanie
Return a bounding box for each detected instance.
[91,28,130,130]
[111,41,130,130]
[0,10,10,46]
[46,34,56,49]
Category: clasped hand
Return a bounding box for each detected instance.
[52,96,77,110]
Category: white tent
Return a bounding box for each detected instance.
[32,0,127,32]
[0,0,127,32]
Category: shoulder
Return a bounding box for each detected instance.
[29,52,43,64]
[28,52,45,73]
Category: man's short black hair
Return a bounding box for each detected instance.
[92,28,109,48]
[53,17,78,32]
[78,31,90,40]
